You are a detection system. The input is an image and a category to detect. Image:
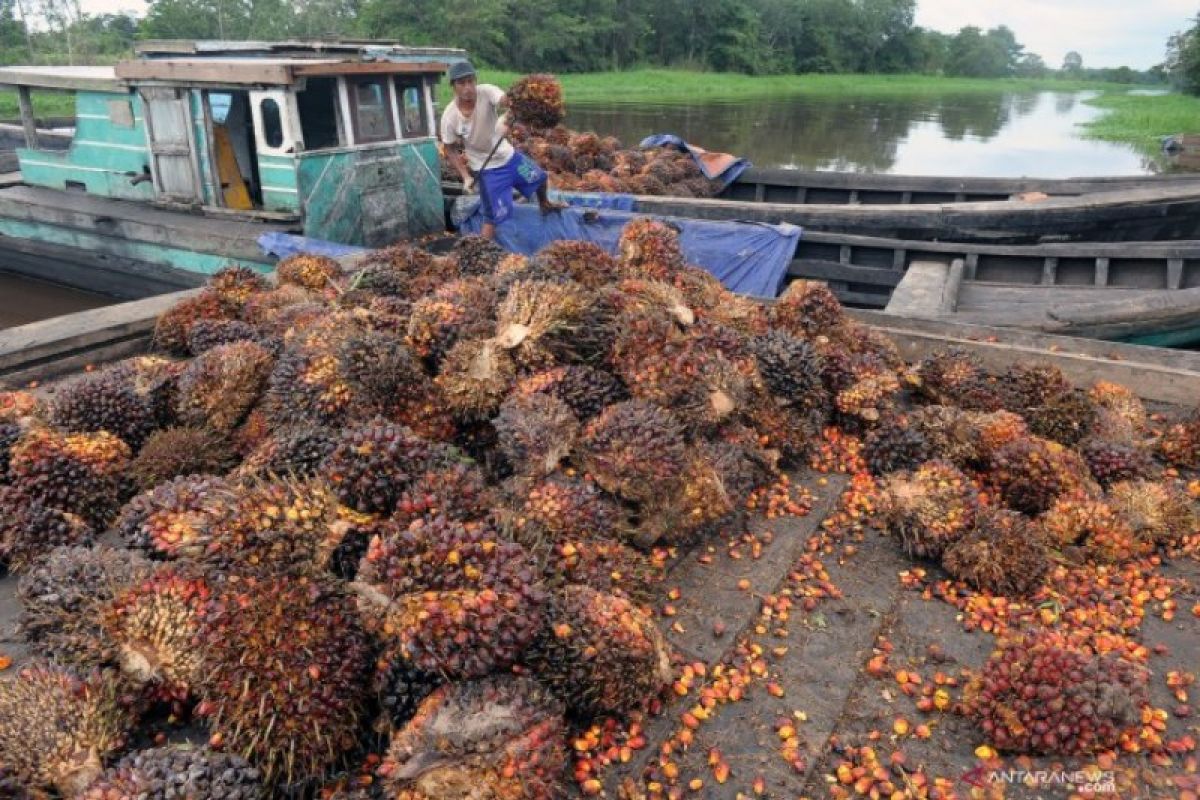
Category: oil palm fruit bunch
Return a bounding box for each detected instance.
[507,73,565,129]
[1078,437,1156,487]
[769,279,847,339]
[195,569,370,789]
[1024,389,1097,447]
[6,427,130,527]
[494,393,579,477]
[966,632,1149,755]
[942,506,1050,596]
[494,278,591,369]
[0,420,18,475]
[49,363,162,450]
[1036,494,1147,564]
[0,484,95,572]
[606,279,696,328]
[532,240,620,289]
[379,675,567,800]
[239,285,319,329]
[576,400,688,505]
[452,234,508,277]
[434,337,518,421]
[744,391,822,465]
[528,584,672,717]
[393,459,494,530]
[372,658,443,739]
[213,477,341,569]
[276,252,341,291]
[998,361,1072,411]
[336,330,428,409]
[262,347,358,428]
[347,259,410,299]
[175,340,274,434]
[617,218,686,281]
[184,317,259,354]
[115,474,234,558]
[509,473,626,542]
[963,408,1029,466]
[208,264,269,308]
[152,289,231,354]
[322,418,441,515]
[911,348,1002,411]
[879,460,980,560]
[863,414,932,475]
[1088,380,1149,442]
[987,435,1099,515]
[78,744,262,800]
[1107,478,1198,550]
[129,425,237,490]
[101,564,212,702]
[355,514,545,679]
[751,330,827,407]
[512,365,627,421]
[833,366,901,424]
[0,663,135,797]
[1157,409,1200,469]
[0,388,44,424]
[527,532,661,603]
[406,278,497,364]
[18,544,152,670]
[234,423,337,480]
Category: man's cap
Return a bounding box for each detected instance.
[448,61,477,83]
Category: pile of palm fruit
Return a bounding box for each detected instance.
[0,218,1197,799]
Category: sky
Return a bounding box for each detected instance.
[72,0,1196,71]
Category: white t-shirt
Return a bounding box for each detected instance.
[440,84,514,173]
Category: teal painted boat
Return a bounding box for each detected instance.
[0,40,464,298]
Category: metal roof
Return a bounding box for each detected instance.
[0,66,125,92]
[114,56,449,86]
[134,39,468,60]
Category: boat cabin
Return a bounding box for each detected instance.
[0,41,466,246]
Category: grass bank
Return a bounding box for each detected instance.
[0,92,76,120]
[455,69,1120,104]
[1081,90,1200,153]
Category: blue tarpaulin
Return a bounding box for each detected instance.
[639,134,751,189]
[459,202,800,298]
[258,231,366,260]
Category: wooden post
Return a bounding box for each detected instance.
[1094,257,1110,287]
[17,86,37,149]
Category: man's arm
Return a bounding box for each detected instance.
[440,110,474,187]
[445,146,474,189]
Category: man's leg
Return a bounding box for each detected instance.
[537,182,566,213]
[482,221,497,240]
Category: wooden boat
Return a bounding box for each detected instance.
[0,39,464,298]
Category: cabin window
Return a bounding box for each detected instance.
[296,76,341,150]
[260,98,284,149]
[348,76,395,144]
[396,79,430,139]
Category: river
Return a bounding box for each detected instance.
[0,273,112,330]
[567,90,1156,177]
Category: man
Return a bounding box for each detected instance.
[440,61,561,239]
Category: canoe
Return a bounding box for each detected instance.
[882,259,1200,347]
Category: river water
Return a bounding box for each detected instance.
[0,273,111,330]
[567,89,1156,177]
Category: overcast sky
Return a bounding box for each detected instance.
[75,0,1194,70]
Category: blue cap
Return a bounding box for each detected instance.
[448,61,476,83]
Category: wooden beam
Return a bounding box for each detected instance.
[294,61,448,76]
[16,86,36,149]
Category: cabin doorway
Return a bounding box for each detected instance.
[206,90,260,210]
[140,87,203,204]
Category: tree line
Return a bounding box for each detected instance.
[0,0,1158,83]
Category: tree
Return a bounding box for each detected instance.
[1061,50,1083,75]
[0,0,29,63]
[1013,52,1047,78]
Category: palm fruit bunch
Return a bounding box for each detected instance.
[7,427,131,526]
[129,426,237,490]
[322,418,441,515]
[372,659,443,738]
[528,532,660,603]
[175,340,274,433]
[986,435,1099,515]
[508,473,625,542]
[617,218,685,281]
[942,507,1050,596]
[434,337,518,421]
[18,544,152,669]
[406,278,497,363]
[528,584,672,716]
[0,388,44,423]
[1024,389,1097,447]
[79,745,262,800]
[1036,494,1147,563]
[964,408,1029,465]
[532,240,621,289]
[235,424,337,480]
[494,393,578,477]
[0,420,19,475]
[208,264,269,307]
[769,279,846,339]
[336,330,431,412]
[751,330,827,408]
[393,459,493,530]
[379,675,566,800]
[261,347,358,428]
[863,414,933,475]
[912,348,1002,411]
[576,400,688,504]
[0,663,134,797]
[355,515,545,679]
[152,289,231,354]
[1079,437,1156,486]
[494,278,591,369]
[507,74,566,129]
[346,258,409,299]
[1088,380,1149,442]
[833,366,901,424]
[211,477,342,569]
[276,252,341,291]
[115,474,234,558]
[998,361,1072,412]
[1107,479,1198,550]
[966,632,1149,755]
[196,570,370,788]
[239,286,319,330]
[48,362,162,449]
[879,460,980,559]
[184,317,259,354]
[101,564,211,700]
[512,365,627,421]
[452,234,508,277]
[0,484,95,572]
[1158,409,1200,469]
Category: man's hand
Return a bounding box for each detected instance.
[462,175,477,194]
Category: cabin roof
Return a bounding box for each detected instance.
[113,56,449,86]
[0,65,125,92]
[134,39,468,61]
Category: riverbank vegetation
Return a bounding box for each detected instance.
[1082,91,1200,151]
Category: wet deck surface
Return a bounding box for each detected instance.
[0,271,112,329]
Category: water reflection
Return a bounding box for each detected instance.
[566,91,1152,177]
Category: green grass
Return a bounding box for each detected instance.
[0,91,76,121]
[1081,90,1200,153]
[451,69,1120,105]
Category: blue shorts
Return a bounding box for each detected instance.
[478,151,547,225]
